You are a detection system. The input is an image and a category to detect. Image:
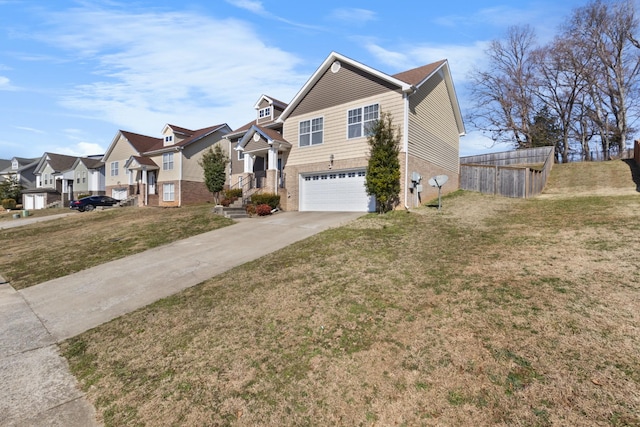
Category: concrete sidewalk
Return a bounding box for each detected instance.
[0,211,361,426]
[0,213,72,230]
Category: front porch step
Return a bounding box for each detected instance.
[215,206,249,219]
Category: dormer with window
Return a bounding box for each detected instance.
[254,95,287,125]
[164,134,174,146]
[11,159,18,170]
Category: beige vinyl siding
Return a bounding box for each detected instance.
[407,71,460,173]
[292,62,400,116]
[284,92,404,167]
[180,136,229,183]
[105,136,138,187]
[153,152,180,182]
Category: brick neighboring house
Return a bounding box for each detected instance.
[226,51,465,212]
[102,123,231,207]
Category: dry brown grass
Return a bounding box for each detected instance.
[62,161,640,426]
[0,204,232,289]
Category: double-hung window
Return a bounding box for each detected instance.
[299,117,323,147]
[163,183,175,201]
[348,103,379,139]
[110,161,119,177]
[163,153,174,170]
[259,107,271,119]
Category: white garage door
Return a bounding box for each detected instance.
[300,170,375,212]
[112,188,127,200]
[24,195,34,210]
[35,195,45,209]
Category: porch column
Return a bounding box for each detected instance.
[142,167,148,206]
[267,146,278,192]
[267,146,278,170]
[244,153,254,173]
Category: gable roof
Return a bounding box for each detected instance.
[237,125,291,151]
[0,159,11,173]
[397,59,465,136]
[279,52,414,122]
[34,152,79,174]
[277,52,465,136]
[392,60,446,86]
[253,94,288,110]
[121,130,164,153]
[146,124,230,154]
[70,156,104,171]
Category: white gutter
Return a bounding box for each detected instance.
[403,92,410,210]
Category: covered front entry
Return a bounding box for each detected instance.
[299,169,375,212]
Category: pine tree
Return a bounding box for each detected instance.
[199,144,228,204]
[365,112,401,213]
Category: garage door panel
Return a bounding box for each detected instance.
[300,170,375,212]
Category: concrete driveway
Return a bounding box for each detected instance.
[0,211,362,426]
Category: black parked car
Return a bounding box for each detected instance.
[69,196,120,212]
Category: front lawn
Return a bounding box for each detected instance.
[61,190,640,426]
[0,205,233,289]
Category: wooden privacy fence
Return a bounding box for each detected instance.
[459,146,555,198]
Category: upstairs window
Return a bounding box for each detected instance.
[348,103,379,139]
[163,152,174,170]
[110,161,119,176]
[165,135,173,143]
[299,117,323,147]
[238,150,245,161]
[259,107,271,119]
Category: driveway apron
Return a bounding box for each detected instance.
[0,211,361,426]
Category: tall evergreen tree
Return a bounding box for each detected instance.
[199,144,228,204]
[365,112,401,213]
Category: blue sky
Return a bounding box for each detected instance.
[0,0,599,160]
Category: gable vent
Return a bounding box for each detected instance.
[331,61,341,73]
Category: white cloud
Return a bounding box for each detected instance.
[331,8,377,26]
[16,126,45,134]
[36,7,307,134]
[54,141,106,157]
[225,0,266,15]
[364,41,490,84]
[0,75,16,90]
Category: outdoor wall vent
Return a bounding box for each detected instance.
[331,61,341,73]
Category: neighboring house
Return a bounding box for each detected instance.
[66,156,106,198]
[226,51,465,212]
[102,123,231,207]
[22,153,106,209]
[0,156,39,191]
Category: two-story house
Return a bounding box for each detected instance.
[20,153,106,209]
[227,52,465,212]
[0,156,39,192]
[102,123,231,207]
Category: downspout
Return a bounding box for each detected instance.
[403,91,410,210]
[178,147,182,207]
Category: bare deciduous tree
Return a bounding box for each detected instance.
[565,0,640,157]
[468,25,539,149]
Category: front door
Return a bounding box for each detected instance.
[148,172,156,194]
